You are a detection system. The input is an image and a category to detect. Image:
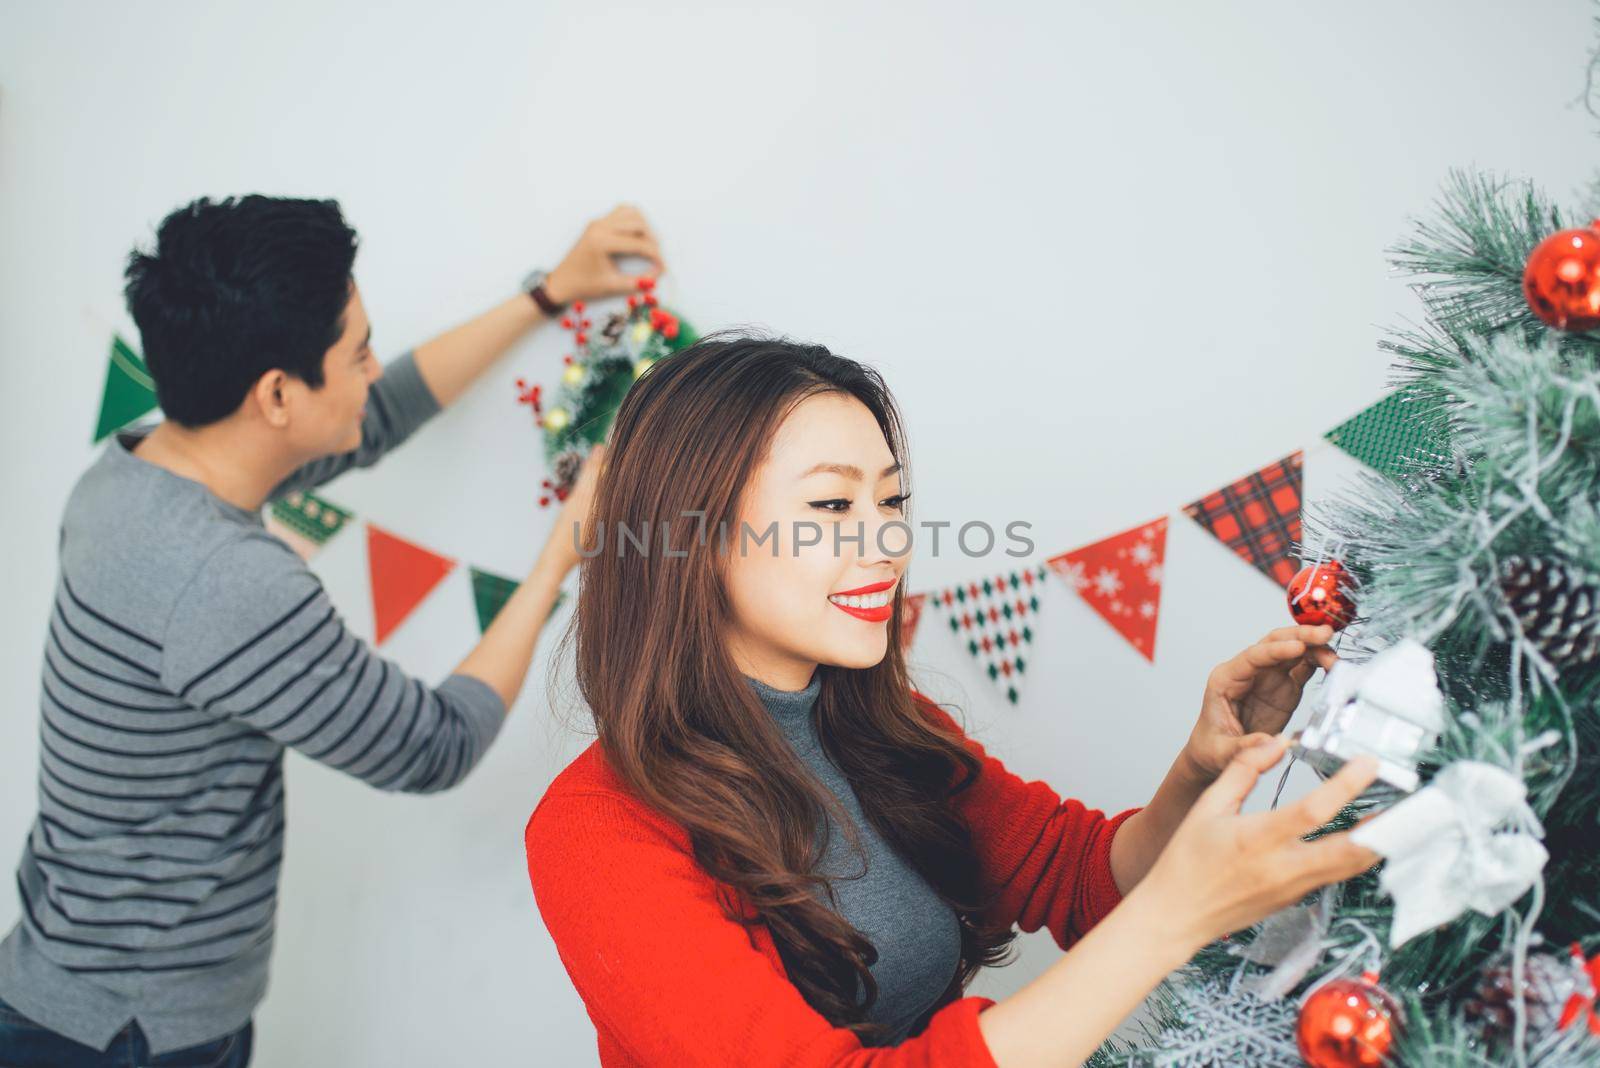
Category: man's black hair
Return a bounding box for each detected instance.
[123,195,360,428]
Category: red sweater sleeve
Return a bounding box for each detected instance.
[912,693,1142,949]
[525,787,1001,1067]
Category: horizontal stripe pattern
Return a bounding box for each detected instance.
[2,350,507,1056]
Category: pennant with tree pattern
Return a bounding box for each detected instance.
[266,492,353,561]
[1047,517,1167,663]
[930,564,1049,705]
[1182,451,1303,587]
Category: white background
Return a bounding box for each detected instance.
[1,2,1595,1064]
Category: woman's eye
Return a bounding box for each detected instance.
[809,493,911,514]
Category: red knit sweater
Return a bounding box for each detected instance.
[524,692,1141,1067]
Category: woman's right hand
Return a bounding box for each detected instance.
[1136,734,1380,952]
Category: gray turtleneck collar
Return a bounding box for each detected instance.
[743,670,821,720]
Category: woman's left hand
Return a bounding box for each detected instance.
[1179,625,1339,783]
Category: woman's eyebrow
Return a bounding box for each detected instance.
[797,462,902,481]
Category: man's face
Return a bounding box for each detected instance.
[286,283,381,457]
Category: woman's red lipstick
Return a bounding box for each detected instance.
[827,579,896,624]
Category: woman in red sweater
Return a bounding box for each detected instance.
[525,334,1379,1067]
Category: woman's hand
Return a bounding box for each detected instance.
[1180,624,1339,783]
[1134,735,1380,952]
[977,736,1379,1068]
[538,443,607,576]
[543,205,666,305]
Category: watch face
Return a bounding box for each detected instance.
[522,268,548,292]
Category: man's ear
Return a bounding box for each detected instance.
[252,369,292,429]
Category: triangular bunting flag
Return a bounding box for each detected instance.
[930,564,1049,705]
[1324,387,1452,480]
[469,566,567,632]
[367,524,456,645]
[899,592,927,650]
[1047,517,1167,663]
[266,492,353,561]
[1182,451,1303,587]
[93,334,159,443]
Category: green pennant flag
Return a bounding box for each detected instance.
[470,566,567,632]
[93,335,160,443]
[269,492,354,548]
[1324,388,1453,480]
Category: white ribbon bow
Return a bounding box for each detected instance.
[1350,760,1547,948]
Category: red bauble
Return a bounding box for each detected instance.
[1296,972,1399,1068]
[1288,560,1356,630]
[1523,221,1600,331]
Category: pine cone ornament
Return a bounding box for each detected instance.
[1465,947,1596,1043]
[1497,555,1600,672]
[551,449,585,498]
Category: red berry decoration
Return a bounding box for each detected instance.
[1523,221,1600,331]
[1296,972,1399,1068]
[573,300,586,313]
[1288,560,1356,631]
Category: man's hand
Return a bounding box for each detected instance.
[543,206,665,306]
[1179,624,1338,783]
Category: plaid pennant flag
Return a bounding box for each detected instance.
[1047,517,1167,663]
[266,492,354,561]
[930,564,1049,705]
[1183,451,1303,587]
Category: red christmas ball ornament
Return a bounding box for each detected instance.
[1288,560,1356,630]
[1523,221,1600,331]
[1296,972,1399,1068]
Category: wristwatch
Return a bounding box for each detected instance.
[521,268,568,316]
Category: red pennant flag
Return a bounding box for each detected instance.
[366,524,456,645]
[899,592,927,650]
[1182,451,1303,587]
[1047,517,1167,662]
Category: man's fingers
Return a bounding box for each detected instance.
[1195,735,1290,816]
[601,232,665,271]
[1271,755,1379,836]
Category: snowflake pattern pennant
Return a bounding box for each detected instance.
[930,564,1049,705]
[1046,517,1167,662]
[1182,451,1303,587]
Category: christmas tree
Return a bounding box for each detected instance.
[1090,83,1600,1068]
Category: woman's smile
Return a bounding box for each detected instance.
[827,578,896,622]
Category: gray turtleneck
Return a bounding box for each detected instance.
[744,672,963,1045]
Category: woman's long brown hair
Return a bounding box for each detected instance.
[560,332,1016,1041]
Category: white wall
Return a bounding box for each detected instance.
[1,2,1594,1064]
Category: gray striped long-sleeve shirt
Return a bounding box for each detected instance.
[0,350,506,1055]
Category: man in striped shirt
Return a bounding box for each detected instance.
[0,196,663,1066]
